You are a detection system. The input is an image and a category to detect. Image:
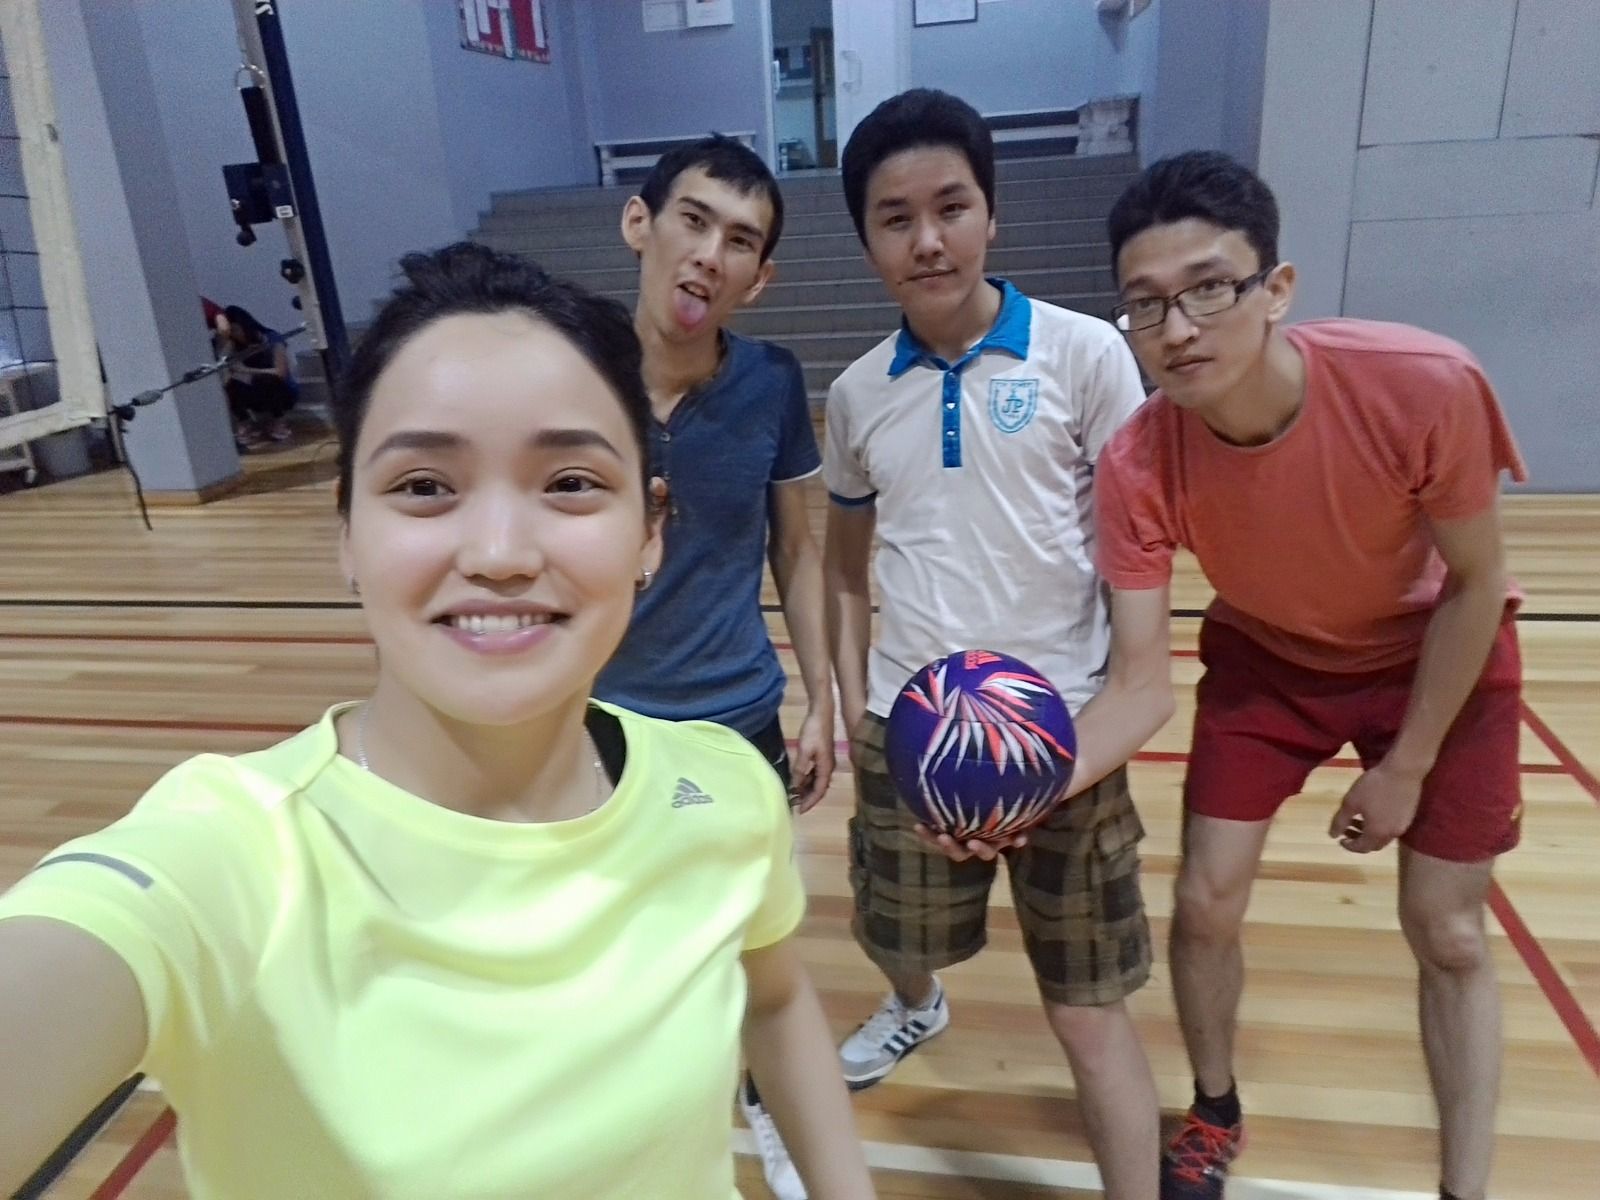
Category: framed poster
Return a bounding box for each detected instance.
[460,0,550,64]
[913,0,978,26]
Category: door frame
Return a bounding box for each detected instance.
[759,0,778,173]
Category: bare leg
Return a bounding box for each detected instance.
[1045,999,1159,1200]
[1169,813,1273,1096]
[1398,847,1500,1200]
[881,967,936,1008]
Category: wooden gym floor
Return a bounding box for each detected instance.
[2,435,1596,1199]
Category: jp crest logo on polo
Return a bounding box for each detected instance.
[988,377,1039,433]
[884,650,1076,842]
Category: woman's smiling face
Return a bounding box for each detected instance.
[341,311,662,727]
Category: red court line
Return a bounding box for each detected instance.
[2,715,1576,785]
[816,739,1565,775]
[1520,700,1600,806]
[0,631,1204,661]
[55,903,1600,1195]
[0,632,371,646]
[0,715,301,735]
[1133,747,1564,775]
[0,715,1571,780]
[9,716,1576,778]
[87,1105,175,1200]
[1487,882,1600,1078]
[0,631,785,652]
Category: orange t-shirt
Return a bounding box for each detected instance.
[1095,319,1527,672]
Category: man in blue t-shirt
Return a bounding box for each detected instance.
[592,136,833,1200]
[597,134,832,804]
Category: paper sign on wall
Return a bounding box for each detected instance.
[913,0,977,25]
[684,0,734,27]
[643,1,685,32]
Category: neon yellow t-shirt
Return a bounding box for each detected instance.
[0,703,805,1199]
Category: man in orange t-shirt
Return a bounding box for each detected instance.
[1095,152,1525,1200]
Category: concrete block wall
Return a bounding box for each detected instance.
[1260,0,1600,491]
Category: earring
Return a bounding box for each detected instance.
[635,567,654,593]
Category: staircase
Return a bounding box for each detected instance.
[469,153,1136,404]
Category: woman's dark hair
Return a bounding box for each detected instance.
[222,305,268,344]
[841,88,995,244]
[333,242,653,518]
[1107,151,1280,280]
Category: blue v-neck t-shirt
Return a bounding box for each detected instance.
[596,331,821,735]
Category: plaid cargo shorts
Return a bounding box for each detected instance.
[847,713,1152,1007]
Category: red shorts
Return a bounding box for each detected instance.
[1185,617,1523,863]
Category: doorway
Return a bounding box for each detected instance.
[769,0,836,173]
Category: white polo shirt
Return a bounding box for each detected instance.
[824,279,1146,717]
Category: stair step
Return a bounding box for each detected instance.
[540,240,1108,291]
[442,155,1137,404]
[594,275,1116,335]
[594,265,1111,312]
[477,193,1119,240]
[485,173,1135,219]
[481,153,1139,213]
[482,217,1111,268]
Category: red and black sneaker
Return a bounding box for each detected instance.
[1160,1106,1244,1199]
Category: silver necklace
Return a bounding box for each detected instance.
[354,703,610,812]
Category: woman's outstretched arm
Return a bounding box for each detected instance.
[0,917,147,1195]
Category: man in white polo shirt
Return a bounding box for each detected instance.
[823,89,1173,1199]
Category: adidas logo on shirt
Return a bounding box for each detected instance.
[671,778,715,808]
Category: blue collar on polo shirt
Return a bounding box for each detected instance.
[887,277,1031,468]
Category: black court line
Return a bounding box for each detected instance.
[0,598,1596,622]
[12,1075,142,1200]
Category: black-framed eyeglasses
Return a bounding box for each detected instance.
[1112,267,1274,333]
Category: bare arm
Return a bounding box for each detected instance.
[768,478,835,812]
[1332,499,1509,852]
[741,939,874,1199]
[0,918,147,1194]
[822,502,875,751]
[1067,585,1177,798]
[1388,500,1509,773]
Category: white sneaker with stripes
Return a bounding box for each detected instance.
[738,1077,807,1200]
[838,978,950,1090]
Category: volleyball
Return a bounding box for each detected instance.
[883,650,1076,842]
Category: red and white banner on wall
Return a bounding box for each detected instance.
[459,0,550,64]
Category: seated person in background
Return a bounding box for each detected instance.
[222,304,298,449]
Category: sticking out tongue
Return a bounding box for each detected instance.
[673,286,710,331]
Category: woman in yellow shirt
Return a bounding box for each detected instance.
[0,243,873,1199]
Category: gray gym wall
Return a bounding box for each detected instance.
[571,0,771,163]
[1140,0,1268,169]
[1259,0,1600,492]
[907,0,1160,118]
[133,0,592,327]
[65,1,1600,491]
[126,0,1169,325]
[135,0,297,334]
[419,0,592,234]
